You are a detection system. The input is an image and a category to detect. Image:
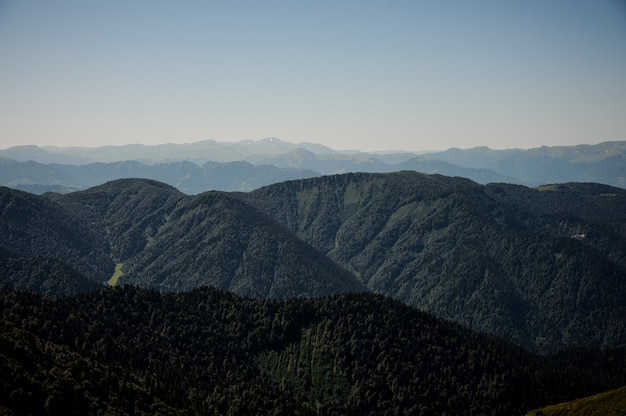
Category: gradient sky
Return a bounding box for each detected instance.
[1,0,625,152]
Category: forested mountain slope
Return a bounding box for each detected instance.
[2,286,625,415]
[0,247,102,296]
[2,174,625,353]
[0,186,113,283]
[49,178,187,262]
[242,172,626,352]
[54,179,364,297]
[0,319,194,415]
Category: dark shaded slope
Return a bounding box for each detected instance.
[242,172,626,352]
[1,286,625,416]
[0,248,102,296]
[0,186,113,284]
[0,319,197,415]
[121,191,364,296]
[486,182,626,266]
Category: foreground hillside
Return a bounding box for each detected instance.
[2,172,626,353]
[527,385,626,416]
[0,319,192,415]
[1,286,625,415]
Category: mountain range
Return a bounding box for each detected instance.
[2,172,625,354]
[1,139,625,193]
[2,164,626,413]
[242,172,626,353]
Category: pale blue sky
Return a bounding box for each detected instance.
[1,0,625,151]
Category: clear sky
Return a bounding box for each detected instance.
[1,0,625,152]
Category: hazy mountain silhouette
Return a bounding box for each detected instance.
[2,139,624,194]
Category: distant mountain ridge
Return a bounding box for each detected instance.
[1,139,624,193]
[0,137,338,165]
[0,158,320,194]
[427,141,626,188]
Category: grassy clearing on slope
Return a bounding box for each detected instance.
[527,385,626,416]
[107,263,124,286]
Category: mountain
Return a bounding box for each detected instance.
[53,159,319,193]
[3,139,625,193]
[425,141,626,188]
[0,247,103,296]
[53,178,364,297]
[0,158,81,193]
[1,285,625,415]
[241,171,626,353]
[246,148,391,174]
[397,156,521,184]
[199,160,319,191]
[0,186,113,283]
[0,158,319,194]
[0,137,338,165]
[2,173,625,353]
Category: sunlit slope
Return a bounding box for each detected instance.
[527,385,626,416]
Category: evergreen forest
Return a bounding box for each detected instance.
[1,286,625,415]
